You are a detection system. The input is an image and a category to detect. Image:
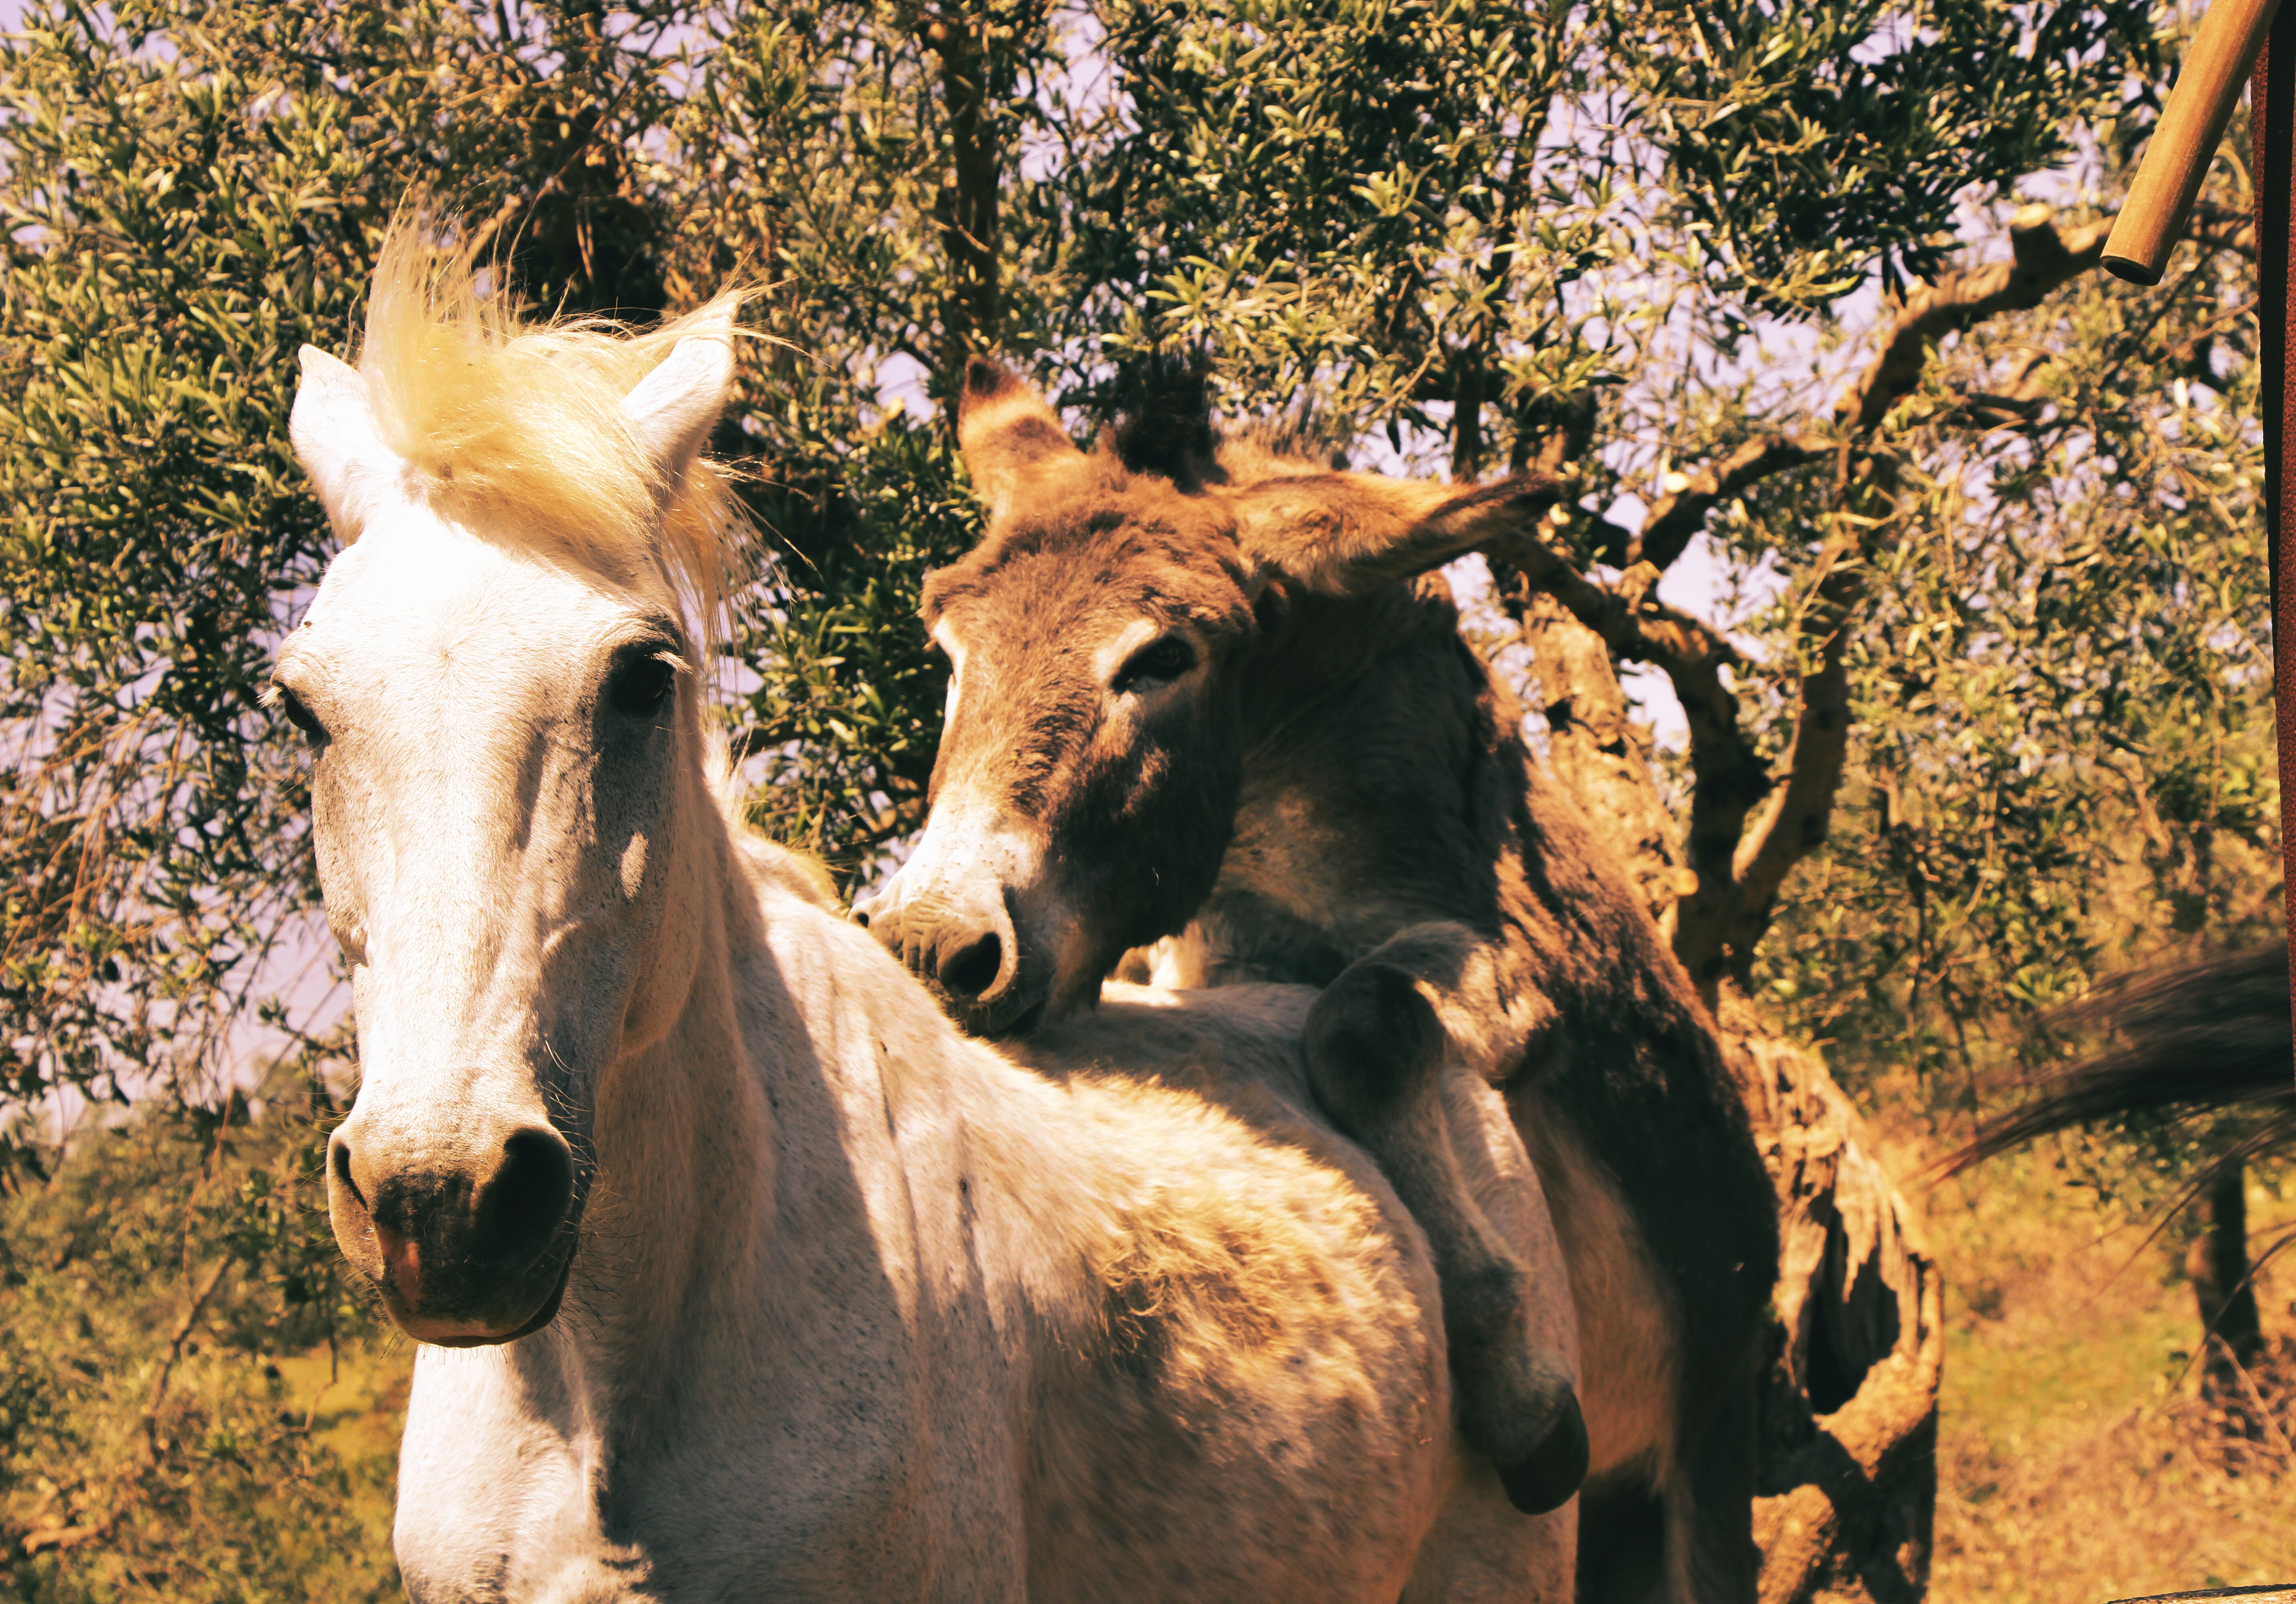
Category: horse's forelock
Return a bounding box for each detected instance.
[354,209,753,657]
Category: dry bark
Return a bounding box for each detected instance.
[1517,588,1693,939]
[1727,1002,1943,1604]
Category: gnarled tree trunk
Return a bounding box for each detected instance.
[1518,591,1942,1604]
[1723,1001,1942,1604]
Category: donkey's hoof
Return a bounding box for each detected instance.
[1494,1387,1588,1516]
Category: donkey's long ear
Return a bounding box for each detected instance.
[958,357,1084,522]
[1230,470,1563,596]
[622,312,736,490]
[292,346,404,543]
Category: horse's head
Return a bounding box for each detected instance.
[279,228,743,1345]
[856,358,1558,1034]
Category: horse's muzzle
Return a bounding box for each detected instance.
[326,1120,581,1345]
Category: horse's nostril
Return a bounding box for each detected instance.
[852,906,871,930]
[480,1128,576,1269]
[940,932,1003,1000]
[331,1136,367,1209]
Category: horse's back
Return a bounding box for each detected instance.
[1015,982,1577,1603]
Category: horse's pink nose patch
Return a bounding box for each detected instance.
[374,1222,423,1306]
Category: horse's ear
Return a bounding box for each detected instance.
[292,345,403,543]
[622,313,736,488]
[958,357,1083,522]
[1229,470,1563,596]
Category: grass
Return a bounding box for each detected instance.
[1879,1086,2296,1603]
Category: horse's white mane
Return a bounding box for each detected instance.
[355,211,752,652]
[696,726,843,913]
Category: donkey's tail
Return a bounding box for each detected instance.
[1940,943,2294,1175]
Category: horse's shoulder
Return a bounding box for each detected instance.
[729,828,843,911]
[1006,984,1414,1243]
[1013,990,1444,1456]
[1099,978,1318,1041]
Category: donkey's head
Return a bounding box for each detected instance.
[857,359,1559,1033]
[277,224,745,1345]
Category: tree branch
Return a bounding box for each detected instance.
[1690,215,2144,983]
[2187,198,2260,257]
[1830,205,2113,438]
[1491,531,1744,677]
[1632,431,1831,570]
[1478,186,2258,1002]
[1510,199,2256,994]
[1488,536,1775,980]
[143,1256,229,1463]
[922,3,1010,421]
[1727,635,1851,952]
[1632,203,2187,573]
[1512,587,1690,930]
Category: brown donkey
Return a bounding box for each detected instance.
[858,360,1779,1600]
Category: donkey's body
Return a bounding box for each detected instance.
[863,363,1779,1604]
[285,223,1577,1602]
[1160,579,1778,1603]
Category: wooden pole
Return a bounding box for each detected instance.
[2104,0,2281,284]
[2256,2,2296,1068]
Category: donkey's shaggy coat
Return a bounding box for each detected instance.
[864,359,1781,1603]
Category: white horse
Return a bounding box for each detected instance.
[279,219,1577,1602]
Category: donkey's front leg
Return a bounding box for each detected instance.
[1303,921,1587,1516]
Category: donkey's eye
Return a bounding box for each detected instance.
[274,685,328,748]
[607,654,678,719]
[1116,635,1196,692]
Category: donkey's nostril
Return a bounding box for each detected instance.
[479,1127,576,1269]
[939,931,1003,1000]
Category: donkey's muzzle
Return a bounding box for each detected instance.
[326,1120,579,1346]
[856,877,1042,1035]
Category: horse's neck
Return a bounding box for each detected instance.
[565,806,1112,1400]
[753,893,1120,1327]
[567,817,775,1372]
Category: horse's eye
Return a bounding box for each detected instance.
[275,685,328,748]
[1116,635,1196,692]
[607,654,678,719]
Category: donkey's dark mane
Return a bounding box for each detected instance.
[1101,353,1220,487]
[1099,354,1354,490]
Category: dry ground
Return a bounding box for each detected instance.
[1882,1085,2296,1604]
